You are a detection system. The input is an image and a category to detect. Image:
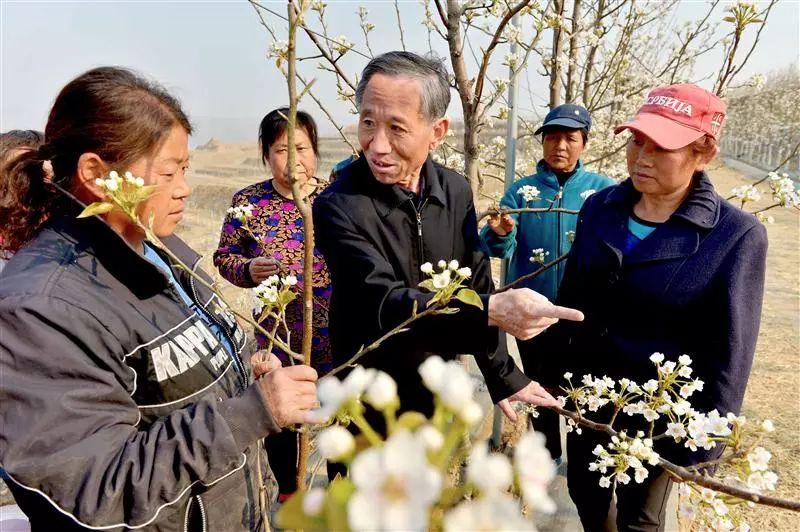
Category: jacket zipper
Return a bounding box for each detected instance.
[197,496,208,532]
[183,495,208,532]
[188,274,249,388]
[411,198,428,273]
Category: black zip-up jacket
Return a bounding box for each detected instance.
[313,156,530,413]
[0,214,280,531]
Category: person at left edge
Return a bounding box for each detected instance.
[0,67,319,531]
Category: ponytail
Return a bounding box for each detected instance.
[0,146,67,253]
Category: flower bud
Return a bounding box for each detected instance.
[364,371,398,409]
[317,425,355,461]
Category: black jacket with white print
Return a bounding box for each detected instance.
[0,212,280,531]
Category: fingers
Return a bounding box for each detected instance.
[283,364,319,382]
[497,399,518,423]
[542,304,584,322]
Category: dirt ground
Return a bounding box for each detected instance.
[1,148,797,530]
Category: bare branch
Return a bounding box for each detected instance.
[394,0,407,51]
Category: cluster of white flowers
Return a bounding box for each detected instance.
[348,430,443,531]
[565,230,576,243]
[590,431,660,487]
[730,184,762,204]
[419,356,482,425]
[767,172,799,208]
[227,204,254,223]
[314,366,398,422]
[493,78,509,93]
[445,429,556,529]
[504,24,521,43]
[518,184,541,202]
[431,150,465,173]
[94,170,144,191]
[421,259,471,290]
[529,248,550,265]
[310,0,326,13]
[678,484,743,531]
[251,274,297,315]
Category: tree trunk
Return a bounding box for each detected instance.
[565,0,582,103]
[582,0,605,105]
[445,0,480,195]
[549,0,566,108]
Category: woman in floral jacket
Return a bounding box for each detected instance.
[214,108,332,500]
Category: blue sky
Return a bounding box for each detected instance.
[2,0,798,145]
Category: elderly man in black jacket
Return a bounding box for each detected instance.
[313,51,583,419]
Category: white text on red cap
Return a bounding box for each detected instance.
[645,95,693,116]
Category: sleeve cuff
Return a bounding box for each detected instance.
[218,385,281,452]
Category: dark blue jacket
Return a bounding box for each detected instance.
[521,173,767,463]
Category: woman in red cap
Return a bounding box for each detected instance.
[526,84,767,531]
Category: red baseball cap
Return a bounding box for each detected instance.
[614,84,726,150]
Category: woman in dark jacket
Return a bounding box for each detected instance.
[521,84,767,531]
[0,67,318,531]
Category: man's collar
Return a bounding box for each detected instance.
[604,172,720,229]
[362,156,446,218]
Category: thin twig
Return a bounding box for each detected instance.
[495,253,569,293]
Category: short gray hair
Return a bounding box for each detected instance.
[355,51,451,121]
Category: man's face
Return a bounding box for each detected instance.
[357,74,448,190]
[542,128,585,173]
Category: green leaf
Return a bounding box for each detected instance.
[134,185,158,202]
[278,290,297,307]
[396,411,428,431]
[454,288,484,310]
[77,202,114,218]
[418,279,436,292]
[326,477,356,531]
[433,307,460,315]
[722,16,736,22]
[276,492,324,530]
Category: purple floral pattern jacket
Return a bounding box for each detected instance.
[214,180,332,373]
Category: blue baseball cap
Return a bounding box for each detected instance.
[534,104,592,135]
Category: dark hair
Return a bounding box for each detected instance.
[0,130,44,169]
[355,51,451,121]
[258,107,319,166]
[540,125,589,145]
[0,67,192,253]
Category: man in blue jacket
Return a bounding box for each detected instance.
[481,104,614,459]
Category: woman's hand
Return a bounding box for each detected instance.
[248,257,281,283]
[251,351,283,380]
[487,213,515,236]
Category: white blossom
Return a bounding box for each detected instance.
[518,184,541,202]
[317,425,356,461]
[467,442,513,493]
[348,430,442,532]
[364,370,398,409]
[302,487,325,516]
[515,431,557,513]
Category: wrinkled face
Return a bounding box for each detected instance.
[542,128,585,173]
[129,125,191,237]
[626,131,706,197]
[268,126,317,189]
[358,74,448,189]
